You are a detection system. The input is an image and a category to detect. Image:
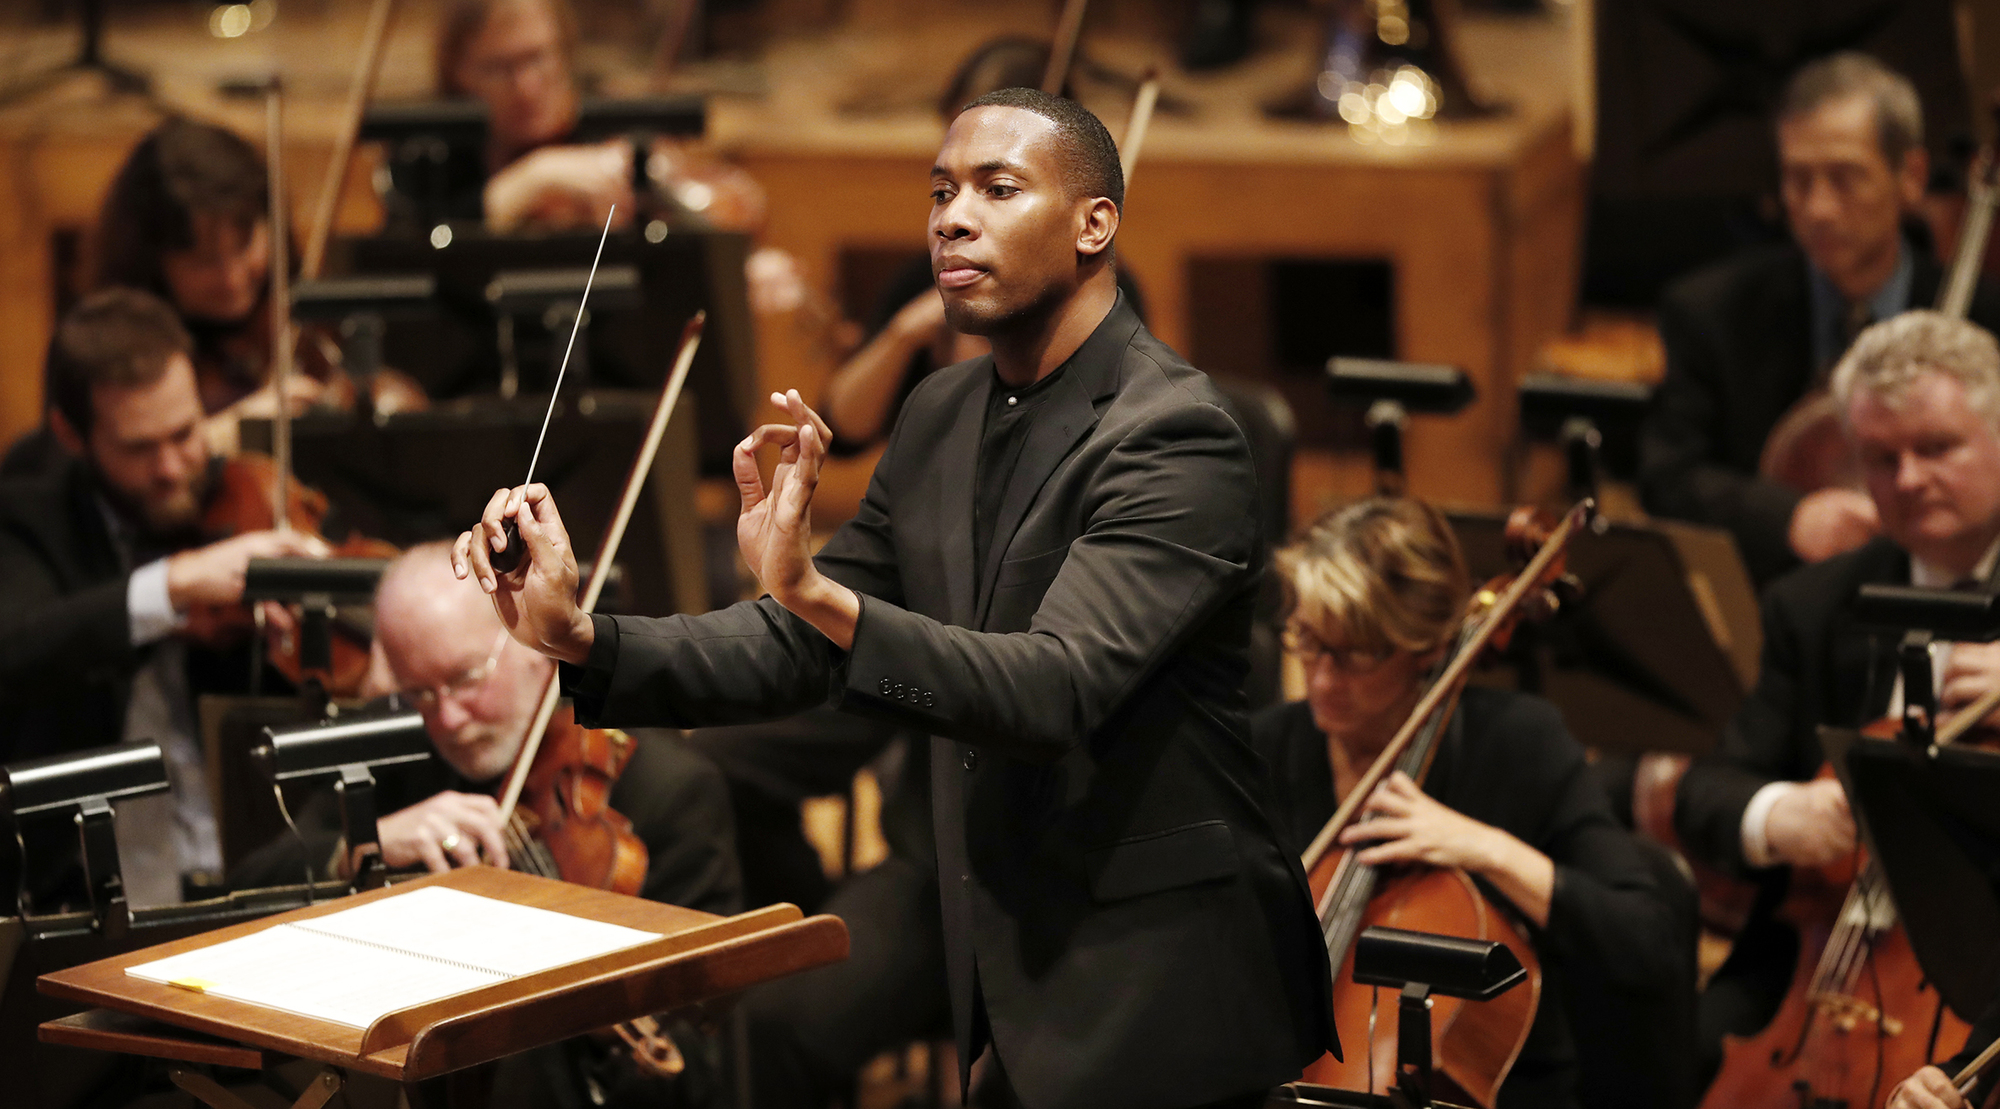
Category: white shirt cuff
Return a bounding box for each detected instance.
[128,558,182,646]
[1740,780,1802,869]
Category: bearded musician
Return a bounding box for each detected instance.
[0,288,326,908]
[1673,311,2000,1089]
[1252,497,1691,1109]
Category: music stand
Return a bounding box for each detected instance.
[35,868,847,1109]
[1840,734,2000,1023]
[333,226,754,475]
[1448,512,1755,755]
[242,388,708,618]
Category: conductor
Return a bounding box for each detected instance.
[453,87,1334,1109]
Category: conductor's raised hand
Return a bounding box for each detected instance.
[734,390,859,648]
[450,484,594,664]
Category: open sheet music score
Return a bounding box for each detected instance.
[124,886,659,1028]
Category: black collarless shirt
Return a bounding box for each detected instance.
[972,360,1069,582]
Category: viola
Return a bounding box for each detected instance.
[1300,502,1588,1106]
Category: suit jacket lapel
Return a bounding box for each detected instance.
[971,297,1139,624]
[938,364,990,628]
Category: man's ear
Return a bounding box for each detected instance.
[1076,197,1119,259]
[48,406,86,457]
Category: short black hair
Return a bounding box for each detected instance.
[960,87,1124,210]
[47,288,193,437]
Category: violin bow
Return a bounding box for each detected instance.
[1299,499,1593,873]
[302,0,397,281]
[262,76,296,533]
[1956,1035,2000,1098]
[493,311,707,824]
[1119,68,1160,187]
[1042,0,1089,94]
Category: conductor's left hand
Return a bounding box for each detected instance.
[736,390,860,649]
[450,483,595,665]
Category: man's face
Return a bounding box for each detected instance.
[85,353,212,535]
[928,106,1096,336]
[1850,370,2000,566]
[160,212,269,324]
[453,2,577,156]
[1778,94,1922,296]
[384,606,548,783]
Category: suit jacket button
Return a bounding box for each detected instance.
[923,692,935,708]
[963,749,979,771]
[878,677,892,695]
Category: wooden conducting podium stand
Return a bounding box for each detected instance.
[34,867,848,1108]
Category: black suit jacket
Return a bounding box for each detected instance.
[566,297,1334,1109]
[1638,243,2000,586]
[1673,538,1909,877]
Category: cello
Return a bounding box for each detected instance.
[1300,501,1589,1106]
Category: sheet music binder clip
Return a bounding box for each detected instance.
[253,711,430,892]
[0,743,169,933]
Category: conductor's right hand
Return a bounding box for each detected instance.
[451,484,595,665]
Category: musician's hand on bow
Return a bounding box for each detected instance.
[1887,1065,1965,1109]
[1340,771,1554,927]
[451,483,594,665]
[371,791,511,875]
[735,389,859,649]
[1763,777,1856,868]
[1941,642,2000,737]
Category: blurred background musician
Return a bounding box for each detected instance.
[0,288,325,910]
[1638,52,2000,589]
[1673,310,2000,1088]
[233,540,740,1109]
[94,117,427,458]
[1253,496,1690,1109]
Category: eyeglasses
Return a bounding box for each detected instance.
[402,630,510,710]
[1281,623,1397,675]
[460,45,562,92]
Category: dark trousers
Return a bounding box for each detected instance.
[744,854,949,1109]
[977,1049,1270,1109]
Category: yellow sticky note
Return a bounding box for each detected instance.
[167,977,217,993]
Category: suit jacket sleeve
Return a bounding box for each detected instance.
[569,397,1257,763]
[1674,581,1809,875]
[1640,292,1802,583]
[0,524,133,711]
[835,399,1258,762]
[563,443,909,728]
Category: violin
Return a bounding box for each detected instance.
[194,450,398,697]
[1300,501,1590,1107]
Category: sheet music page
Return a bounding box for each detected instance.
[126,887,660,1028]
[127,924,502,1028]
[293,886,659,976]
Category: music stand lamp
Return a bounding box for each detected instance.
[0,745,168,930]
[1851,584,2000,750]
[252,711,430,893]
[241,557,391,706]
[484,265,643,399]
[291,275,437,418]
[1327,359,1474,495]
[1516,374,1653,504]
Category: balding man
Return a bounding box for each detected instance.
[359,541,741,917]
[1639,52,2000,586]
[1675,311,2000,1087]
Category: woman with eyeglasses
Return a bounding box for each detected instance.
[1251,497,1691,1109]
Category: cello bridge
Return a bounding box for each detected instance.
[1807,992,1904,1036]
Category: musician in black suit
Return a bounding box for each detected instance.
[1638,52,2000,587]
[454,88,1334,1109]
[0,289,325,909]
[1675,311,2000,1085]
